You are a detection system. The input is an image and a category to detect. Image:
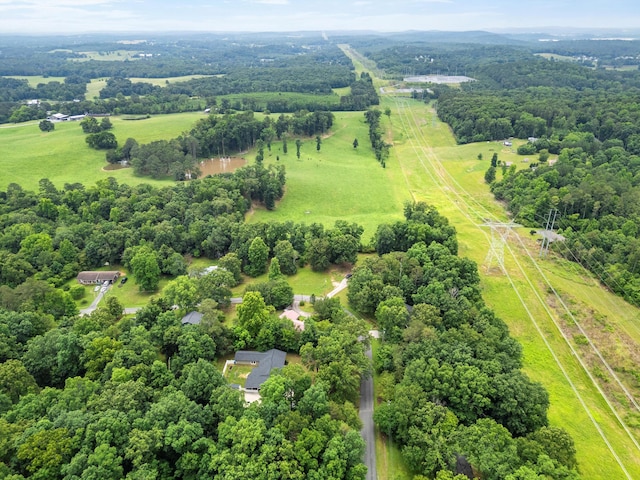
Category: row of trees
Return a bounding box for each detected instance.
[364,108,390,167]
[189,110,335,159]
[346,202,579,479]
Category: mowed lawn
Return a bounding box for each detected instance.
[249,111,410,242]
[0,112,203,191]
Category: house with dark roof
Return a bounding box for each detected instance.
[76,271,121,285]
[233,349,287,390]
[181,311,203,325]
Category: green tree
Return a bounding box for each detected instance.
[485,166,497,184]
[296,139,302,159]
[100,117,113,131]
[0,359,39,403]
[218,252,243,286]
[353,138,359,149]
[86,131,117,150]
[316,135,322,152]
[245,236,269,277]
[268,257,283,280]
[164,275,200,311]
[181,358,225,405]
[39,120,54,132]
[197,268,235,307]
[16,427,74,478]
[130,246,161,291]
[81,116,101,133]
[236,291,273,338]
[491,152,498,167]
[273,240,298,276]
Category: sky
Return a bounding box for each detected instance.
[0,0,639,35]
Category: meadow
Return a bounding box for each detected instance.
[249,111,410,241]
[0,112,203,191]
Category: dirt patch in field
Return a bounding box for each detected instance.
[198,157,246,177]
[103,164,128,171]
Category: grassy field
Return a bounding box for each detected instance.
[5,75,67,87]
[72,50,142,62]
[85,79,108,100]
[535,53,578,62]
[0,112,203,191]
[129,75,215,86]
[248,111,410,241]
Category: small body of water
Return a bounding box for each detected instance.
[198,157,246,177]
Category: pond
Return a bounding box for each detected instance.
[198,157,247,177]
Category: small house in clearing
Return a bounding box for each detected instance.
[233,349,287,391]
[76,271,121,285]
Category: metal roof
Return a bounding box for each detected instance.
[234,349,286,390]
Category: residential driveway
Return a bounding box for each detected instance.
[326,277,348,298]
[79,286,109,316]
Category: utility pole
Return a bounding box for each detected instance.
[481,221,520,273]
[539,209,559,257]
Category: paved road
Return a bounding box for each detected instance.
[359,339,377,480]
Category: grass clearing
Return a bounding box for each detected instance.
[248,111,410,241]
[5,75,66,87]
[72,50,141,62]
[0,112,202,191]
[85,79,108,100]
[225,364,255,387]
[129,75,214,86]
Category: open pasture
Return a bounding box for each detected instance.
[0,112,202,191]
[248,111,410,242]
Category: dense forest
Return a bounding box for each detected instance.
[0,160,375,478]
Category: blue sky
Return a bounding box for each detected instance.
[0,0,639,34]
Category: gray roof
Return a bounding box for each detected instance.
[234,349,286,390]
[181,311,203,325]
[76,271,121,283]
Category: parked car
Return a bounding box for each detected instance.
[120,277,128,284]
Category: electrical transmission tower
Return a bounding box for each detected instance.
[481,221,520,273]
[539,208,559,257]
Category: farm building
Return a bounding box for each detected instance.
[233,349,287,390]
[48,113,69,121]
[76,271,121,285]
